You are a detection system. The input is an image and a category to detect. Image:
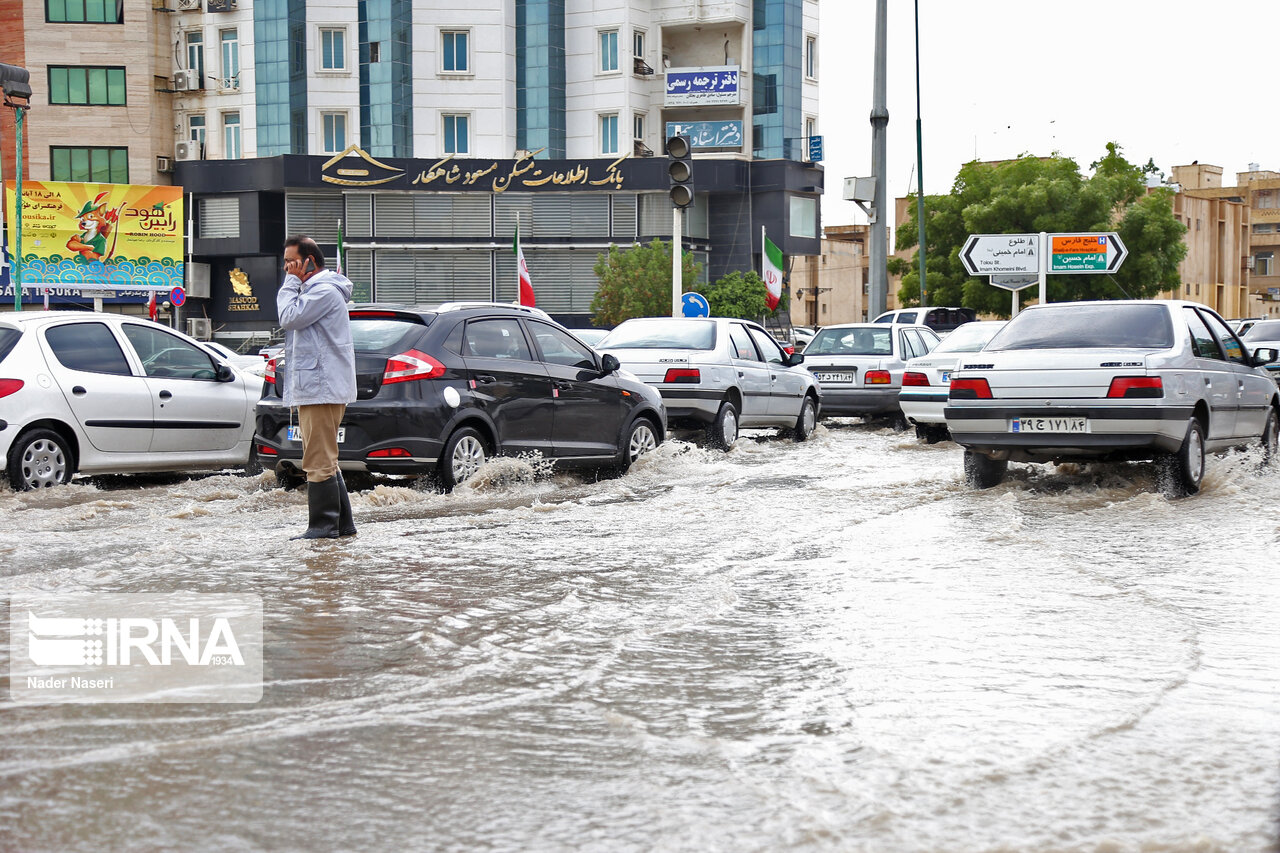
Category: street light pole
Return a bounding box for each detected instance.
[914,0,927,307]
[868,0,889,319]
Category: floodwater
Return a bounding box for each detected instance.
[1,422,1278,852]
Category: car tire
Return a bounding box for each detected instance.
[916,424,948,444]
[789,395,817,441]
[1156,418,1205,498]
[274,466,306,491]
[963,449,1007,489]
[888,412,910,432]
[1261,407,1279,466]
[6,428,74,491]
[706,399,739,451]
[614,416,660,474]
[439,426,488,491]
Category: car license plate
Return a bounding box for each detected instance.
[287,425,345,443]
[940,371,951,384]
[1010,417,1088,434]
[815,372,853,383]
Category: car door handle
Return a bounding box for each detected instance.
[72,385,86,395]
[738,371,745,378]
[554,381,572,391]
[159,390,172,400]
[475,375,496,384]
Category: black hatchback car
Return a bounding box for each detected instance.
[254,303,667,489]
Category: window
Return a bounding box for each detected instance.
[220,29,239,89]
[805,36,817,79]
[51,147,128,183]
[47,66,125,106]
[748,327,785,365]
[320,28,346,71]
[322,112,347,154]
[45,323,131,376]
[599,30,619,73]
[987,304,1175,351]
[1200,310,1248,365]
[633,113,644,142]
[368,42,381,63]
[1185,308,1222,360]
[223,112,241,160]
[188,114,206,145]
[122,325,217,380]
[46,0,122,24]
[729,325,759,361]
[633,29,645,61]
[443,114,469,155]
[1257,190,1275,210]
[805,117,816,142]
[600,113,618,156]
[789,196,817,238]
[465,319,533,360]
[528,322,595,369]
[185,31,204,83]
[442,30,469,72]
[1257,252,1273,277]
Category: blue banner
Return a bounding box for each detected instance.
[665,121,744,150]
[664,66,741,106]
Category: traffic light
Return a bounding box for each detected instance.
[667,135,693,209]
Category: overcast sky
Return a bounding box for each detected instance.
[819,0,1280,227]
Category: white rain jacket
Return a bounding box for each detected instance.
[277,268,357,407]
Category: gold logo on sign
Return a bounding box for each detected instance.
[321,145,406,187]
[228,267,259,312]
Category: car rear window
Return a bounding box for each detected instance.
[986,304,1174,350]
[806,327,893,356]
[350,318,425,354]
[931,322,1004,354]
[1244,320,1280,340]
[599,320,716,350]
[0,327,20,364]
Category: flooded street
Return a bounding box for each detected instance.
[2,422,1279,852]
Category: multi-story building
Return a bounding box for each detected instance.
[4,0,824,333]
[789,223,869,327]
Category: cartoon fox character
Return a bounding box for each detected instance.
[65,192,123,261]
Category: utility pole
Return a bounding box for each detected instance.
[1,64,33,311]
[868,0,889,318]
[914,0,926,307]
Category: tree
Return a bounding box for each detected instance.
[703,269,787,320]
[892,142,1188,317]
[591,239,702,327]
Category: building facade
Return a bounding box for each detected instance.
[789,224,868,327]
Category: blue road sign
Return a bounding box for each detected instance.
[170,285,186,307]
[807,135,824,162]
[682,292,710,318]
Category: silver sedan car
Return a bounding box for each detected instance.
[898,320,1006,443]
[802,323,940,422]
[598,317,821,449]
[945,300,1280,496]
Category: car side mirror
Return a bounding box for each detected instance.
[1252,347,1278,367]
[785,352,805,367]
[600,353,620,375]
[215,363,236,382]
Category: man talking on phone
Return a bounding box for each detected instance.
[278,235,358,539]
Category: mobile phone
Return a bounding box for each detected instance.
[303,258,315,274]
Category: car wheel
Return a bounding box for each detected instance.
[1261,407,1279,465]
[925,425,949,444]
[789,395,817,441]
[274,466,306,491]
[6,428,73,491]
[887,412,910,432]
[615,416,660,474]
[440,426,488,491]
[963,449,1007,489]
[1157,418,1205,498]
[706,400,739,451]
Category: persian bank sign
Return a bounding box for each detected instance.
[665,121,744,150]
[665,66,741,106]
[3,181,184,303]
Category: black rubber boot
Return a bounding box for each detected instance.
[335,470,357,537]
[291,476,341,540]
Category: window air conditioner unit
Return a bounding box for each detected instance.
[186,318,212,341]
[175,140,201,161]
[172,69,202,91]
[156,155,173,173]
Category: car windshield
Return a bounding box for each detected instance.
[350,318,424,353]
[930,322,1005,354]
[1243,320,1280,340]
[985,304,1174,350]
[599,320,716,350]
[806,327,893,356]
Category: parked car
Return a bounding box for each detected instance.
[791,327,816,349]
[1242,320,1280,387]
[899,321,1007,443]
[572,328,611,347]
[0,311,259,490]
[873,306,976,335]
[597,317,820,449]
[945,300,1280,496]
[802,323,941,423]
[255,303,667,490]
[203,340,269,378]
[1231,317,1265,336]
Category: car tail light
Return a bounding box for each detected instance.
[949,377,993,399]
[264,358,277,384]
[368,448,412,458]
[902,371,930,387]
[383,349,446,384]
[1107,376,1163,398]
[257,444,278,456]
[864,370,891,385]
[0,379,23,398]
[663,367,701,383]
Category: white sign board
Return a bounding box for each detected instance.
[989,274,1039,292]
[961,234,1039,276]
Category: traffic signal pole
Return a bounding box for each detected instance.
[672,207,682,318]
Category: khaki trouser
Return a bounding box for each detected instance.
[298,403,346,482]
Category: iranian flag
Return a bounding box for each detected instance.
[762,231,783,311]
[148,290,158,321]
[335,219,344,275]
[514,222,535,306]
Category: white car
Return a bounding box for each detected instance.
[203,340,270,378]
[945,300,1280,496]
[599,317,821,448]
[898,321,1006,442]
[0,312,260,489]
[802,323,940,422]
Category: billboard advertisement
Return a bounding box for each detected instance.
[3,181,184,303]
[664,66,741,106]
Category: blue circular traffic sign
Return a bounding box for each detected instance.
[681,292,709,318]
[170,286,186,307]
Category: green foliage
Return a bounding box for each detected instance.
[591,239,703,327]
[894,142,1187,317]
[703,269,787,320]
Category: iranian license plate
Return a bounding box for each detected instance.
[815,372,854,383]
[287,425,346,443]
[940,371,951,384]
[1010,417,1088,434]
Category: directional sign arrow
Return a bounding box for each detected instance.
[1047,232,1128,274]
[960,233,1039,276]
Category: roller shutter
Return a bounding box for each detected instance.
[285,194,343,243]
[198,197,239,239]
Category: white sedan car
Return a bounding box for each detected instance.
[945,301,1280,496]
[0,312,260,489]
[802,323,940,422]
[898,321,1006,443]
